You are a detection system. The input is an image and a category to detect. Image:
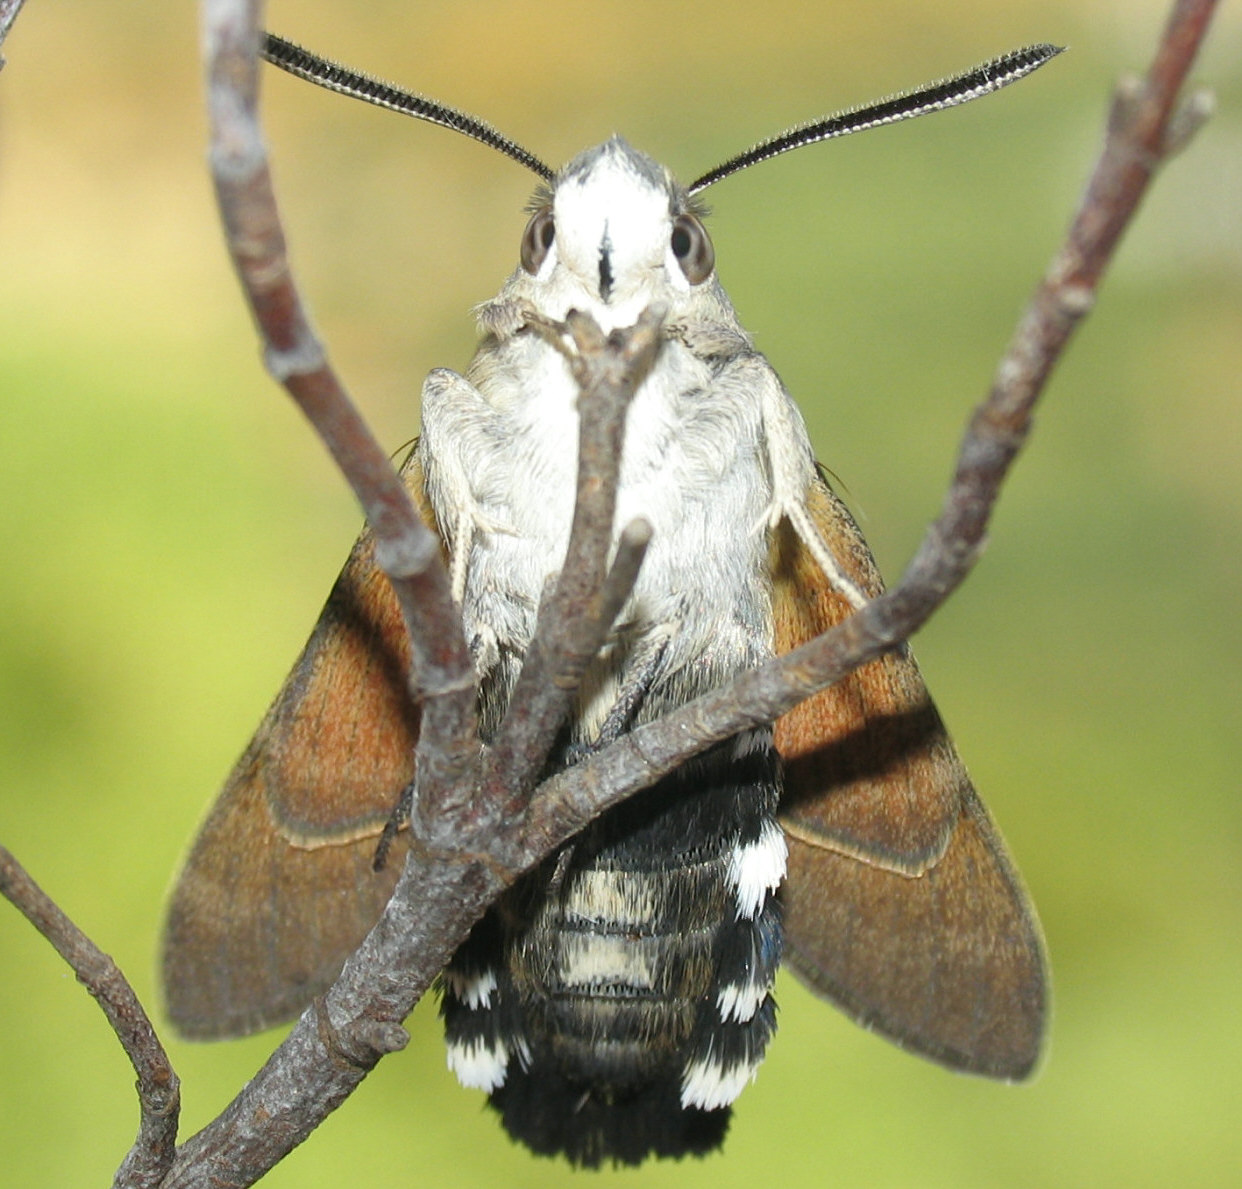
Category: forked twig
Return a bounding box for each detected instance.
[521,0,1219,856]
[480,308,663,825]
[0,847,180,1189]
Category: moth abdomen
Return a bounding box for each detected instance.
[441,729,785,1165]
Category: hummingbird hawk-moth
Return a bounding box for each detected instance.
[164,35,1055,1167]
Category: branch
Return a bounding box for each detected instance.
[201,1,478,805]
[0,847,179,1189]
[0,0,29,70]
[480,308,662,825]
[176,13,673,1181]
[521,0,1220,856]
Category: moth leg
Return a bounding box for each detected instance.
[594,629,672,747]
[753,367,869,610]
[784,501,868,611]
[419,367,515,603]
[449,511,475,605]
[372,775,416,872]
[543,843,576,898]
[564,628,672,766]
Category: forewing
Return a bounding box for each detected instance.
[162,452,438,1039]
[772,478,1046,1078]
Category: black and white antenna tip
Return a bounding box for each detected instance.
[688,44,1064,195]
[261,33,554,181]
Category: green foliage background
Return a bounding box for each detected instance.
[1,2,1239,1185]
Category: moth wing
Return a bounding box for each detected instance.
[772,477,1046,1079]
[162,451,438,1039]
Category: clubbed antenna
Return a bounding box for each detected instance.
[261,33,554,181]
[688,44,1063,195]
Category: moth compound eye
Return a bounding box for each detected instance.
[671,213,714,284]
[520,208,556,274]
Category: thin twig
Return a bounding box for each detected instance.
[186,1,668,1180]
[0,0,29,70]
[184,12,671,1184]
[162,4,490,1181]
[480,308,664,824]
[201,1,478,807]
[520,0,1220,858]
[0,847,180,1189]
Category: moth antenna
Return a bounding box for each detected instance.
[262,33,554,181]
[688,43,1063,195]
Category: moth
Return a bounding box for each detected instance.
[164,34,1056,1167]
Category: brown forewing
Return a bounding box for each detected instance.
[162,452,439,1039]
[772,478,1046,1079]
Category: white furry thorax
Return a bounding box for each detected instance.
[419,137,820,735]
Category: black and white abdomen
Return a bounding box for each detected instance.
[441,727,785,1166]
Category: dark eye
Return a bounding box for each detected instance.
[521,207,556,274]
[670,213,714,284]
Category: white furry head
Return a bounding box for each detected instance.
[505,137,716,331]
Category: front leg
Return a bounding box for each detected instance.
[748,361,869,610]
[419,367,515,602]
[564,626,674,766]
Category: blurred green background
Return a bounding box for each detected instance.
[1,1,1239,1185]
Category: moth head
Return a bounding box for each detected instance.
[518,137,714,323]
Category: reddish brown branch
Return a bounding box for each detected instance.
[0,847,179,1189]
